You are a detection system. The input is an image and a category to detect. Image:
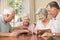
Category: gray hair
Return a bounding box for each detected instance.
[3,7,14,15]
[37,8,48,18]
[22,14,30,20]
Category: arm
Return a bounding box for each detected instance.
[9,24,12,32]
[41,32,60,38]
[53,33,60,38]
[12,22,22,31]
[37,29,51,35]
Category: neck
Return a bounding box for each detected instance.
[53,10,59,18]
[53,13,58,18]
[42,19,48,22]
[42,19,49,26]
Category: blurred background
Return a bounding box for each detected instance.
[0,0,60,26]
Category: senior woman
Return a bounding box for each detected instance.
[35,8,52,33]
[34,8,53,40]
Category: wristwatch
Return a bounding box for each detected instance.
[53,33,56,37]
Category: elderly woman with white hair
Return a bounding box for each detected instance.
[0,7,15,33]
[34,8,53,40]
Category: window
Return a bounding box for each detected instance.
[8,0,22,26]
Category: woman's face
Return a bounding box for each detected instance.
[38,14,47,21]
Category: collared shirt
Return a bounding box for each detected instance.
[48,12,60,40]
[50,12,60,33]
[35,20,52,30]
[0,15,12,33]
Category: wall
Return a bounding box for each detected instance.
[0,0,60,23]
[0,0,9,14]
[57,0,60,7]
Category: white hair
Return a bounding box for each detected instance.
[36,8,48,15]
[3,7,14,15]
[23,13,30,18]
[22,13,30,20]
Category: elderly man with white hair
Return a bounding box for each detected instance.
[0,7,15,33]
[13,15,35,33]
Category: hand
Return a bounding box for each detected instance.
[20,30,30,33]
[9,30,30,37]
[41,32,53,40]
[41,32,53,37]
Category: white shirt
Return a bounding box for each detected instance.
[35,20,52,30]
[50,20,60,33]
[50,12,60,40]
[55,12,60,21]
[51,12,60,33]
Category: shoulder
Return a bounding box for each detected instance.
[0,15,3,19]
[58,12,60,16]
[29,23,35,27]
[14,22,23,27]
[36,20,41,25]
[58,12,60,14]
[0,15,3,22]
[35,20,42,28]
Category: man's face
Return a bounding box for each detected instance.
[23,16,30,26]
[4,11,15,22]
[47,5,58,17]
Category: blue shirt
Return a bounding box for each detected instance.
[0,15,12,33]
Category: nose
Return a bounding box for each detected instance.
[39,17,42,20]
